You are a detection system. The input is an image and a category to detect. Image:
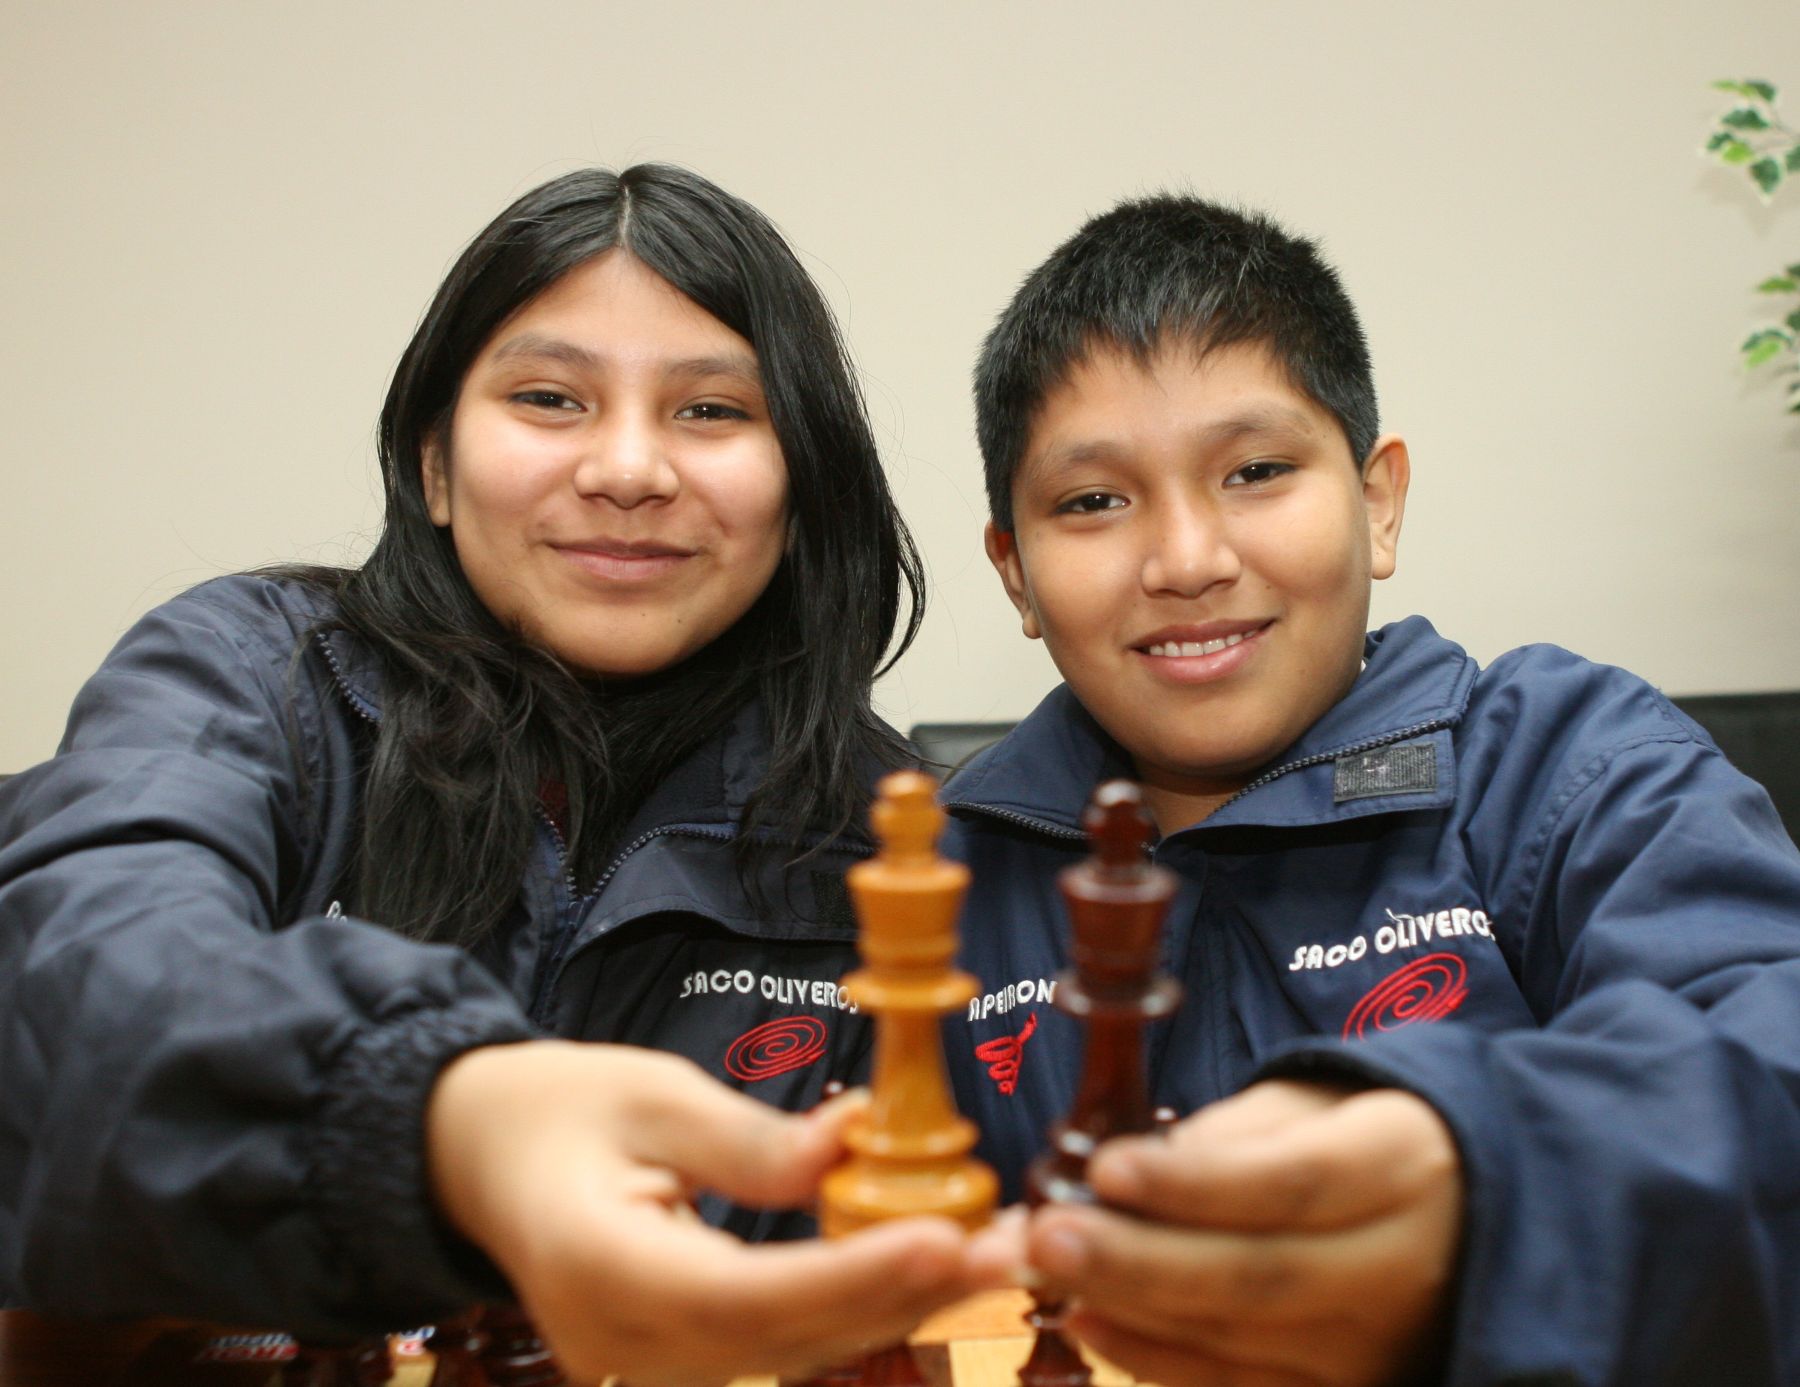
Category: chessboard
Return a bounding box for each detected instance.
[0,1291,1133,1387]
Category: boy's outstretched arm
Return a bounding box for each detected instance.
[1025,1079,1461,1387]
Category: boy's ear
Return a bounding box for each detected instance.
[984,523,1042,641]
[421,436,451,527]
[1362,434,1411,581]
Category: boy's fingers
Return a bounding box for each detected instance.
[1090,1088,1458,1233]
[1030,1200,1450,1329]
[1167,1080,1344,1147]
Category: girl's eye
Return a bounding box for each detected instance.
[1056,492,1125,515]
[1226,460,1293,487]
[512,390,580,412]
[675,402,751,422]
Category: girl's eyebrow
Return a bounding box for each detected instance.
[488,333,762,389]
[662,354,763,389]
[490,333,603,371]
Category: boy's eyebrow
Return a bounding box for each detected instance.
[488,333,763,389]
[1198,404,1320,445]
[1032,404,1321,476]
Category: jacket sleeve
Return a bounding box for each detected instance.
[1265,710,1800,1386]
[0,581,535,1336]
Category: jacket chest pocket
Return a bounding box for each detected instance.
[1238,894,1535,1055]
[552,912,874,1106]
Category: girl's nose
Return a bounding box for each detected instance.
[573,417,680,507]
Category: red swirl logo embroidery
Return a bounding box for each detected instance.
[974,1012,1039,1095]
[725,1016,828,1081]
[1343,953,1470,1040]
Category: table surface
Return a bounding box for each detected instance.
[0,1291,1132,1387]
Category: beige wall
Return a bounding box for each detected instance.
[4,0,1797,772]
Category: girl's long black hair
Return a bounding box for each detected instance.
[298,165,923,944]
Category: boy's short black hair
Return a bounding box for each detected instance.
[974,194,1379,530]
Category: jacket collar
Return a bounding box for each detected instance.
[945,616,1478,838]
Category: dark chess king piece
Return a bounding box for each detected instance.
[1019,780,1181,1387]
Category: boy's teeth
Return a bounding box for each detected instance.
[1148,633,1247,657]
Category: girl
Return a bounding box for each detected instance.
[0,165,1005,1383]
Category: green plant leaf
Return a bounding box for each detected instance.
[1706,129,1738,151]
[1743,327,1793,366]
[1713,79,1778,100]
[1751,156,1785,196]
[1758,275,1800,293]
[1723,106,1773,130]
[1787,144,1800,174]
[1718,137,1756,165]
[1786,307,1800,333]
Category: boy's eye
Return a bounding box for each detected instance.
[1056,491,1125,515]
[675,401,751,422]
[1225,460,1293,487]
[512,390,580,412]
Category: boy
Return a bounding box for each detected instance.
[942,196,1800,1385]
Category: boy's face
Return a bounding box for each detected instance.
[987,340,1408,826]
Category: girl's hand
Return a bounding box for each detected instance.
[427,1040,1012,1387]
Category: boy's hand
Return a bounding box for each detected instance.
[428,1041,1012,1387]
[1027,1079,1463,1387]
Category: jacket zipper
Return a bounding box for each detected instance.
[939,803,1086,843]
[315,635,379,725]
[525,822,739,1025]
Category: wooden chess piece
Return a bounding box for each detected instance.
[1019,780,1181,1387]
[810,770,999,1387]
[426,1305,567,1387]
[473,1306,564,1387]
[279,1337,391,1387]
[425,1310,489,1387]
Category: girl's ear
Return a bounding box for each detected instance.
[422,437,452,527]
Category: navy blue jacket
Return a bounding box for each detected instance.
[0,575,876,1336]
[939,617,1800,1386]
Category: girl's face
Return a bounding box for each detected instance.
[424,251,789,678]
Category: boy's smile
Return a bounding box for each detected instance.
[987,340,1408,831]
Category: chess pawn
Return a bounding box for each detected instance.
[1020,780,1181,1387]
[820,770,998,1235]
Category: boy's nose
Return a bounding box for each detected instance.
[1140,502,1240,596]
[573,417,680,507]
